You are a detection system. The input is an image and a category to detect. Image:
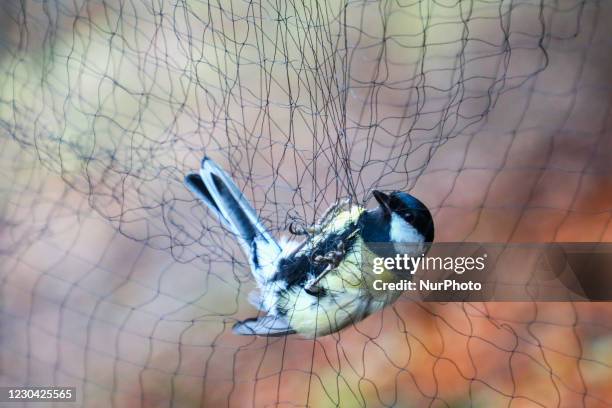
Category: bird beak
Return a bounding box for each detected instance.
[373,190,391,215]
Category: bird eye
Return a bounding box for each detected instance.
[403,213,414,223]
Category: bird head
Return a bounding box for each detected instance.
[372,190,435,244]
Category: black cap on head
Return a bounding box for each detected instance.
[372,190,435,242]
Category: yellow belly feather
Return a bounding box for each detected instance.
[277,205,402,336]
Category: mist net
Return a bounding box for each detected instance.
[1,1,611,407]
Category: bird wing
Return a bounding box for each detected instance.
[273,206,365,291]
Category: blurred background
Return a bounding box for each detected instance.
[0,0,611,406]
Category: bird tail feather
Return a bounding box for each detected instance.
[185,157,281,284]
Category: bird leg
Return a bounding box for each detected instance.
[288,221,313,236]
[314,241,346,268]
[288,199,350,237]
[312,229,358,269]
[305,225,359,296]
[294,199,352,237]
[304,263,333,296]
[305,243,345,295]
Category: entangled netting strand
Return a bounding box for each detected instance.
[1,0,611,407]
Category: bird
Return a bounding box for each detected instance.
[185,157,434,338]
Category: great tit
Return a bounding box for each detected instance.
[185,158,434,337]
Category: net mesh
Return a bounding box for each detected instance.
[1,0,611,406]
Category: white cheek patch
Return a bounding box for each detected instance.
[390,213,424,243]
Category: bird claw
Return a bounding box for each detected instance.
[288,222,302,235]
[289,222,308,236]
[314,248,345,269]
[289,221,320,236]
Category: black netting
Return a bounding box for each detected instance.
[1,0,611,407]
